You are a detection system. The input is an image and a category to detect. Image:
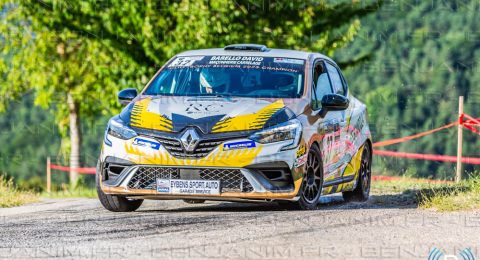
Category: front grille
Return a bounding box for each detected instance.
[128,167,180,190]
[154,136,227,159]
[127,167,254,192]
[200,168,254,192]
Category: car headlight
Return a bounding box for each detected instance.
[249,119,302,150]
[107,116,137,140]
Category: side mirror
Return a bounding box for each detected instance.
[118,88,138,106]
[317,94,349,117]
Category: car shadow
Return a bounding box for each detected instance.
[138,188,434,213]
[140,200,284,213]
[316,185,463,211]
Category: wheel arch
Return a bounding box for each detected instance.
[309,140,321,150]
[364,138,373,161]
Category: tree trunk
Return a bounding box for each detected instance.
[67,92,81,187]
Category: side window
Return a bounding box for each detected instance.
[311,61,333,110]
[325,63,345,95]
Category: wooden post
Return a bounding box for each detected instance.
[46,157,51,193]
[456,96,464,183]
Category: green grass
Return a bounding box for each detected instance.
[0,176,39,207]
[372,176,480,212]
[372,177,446,194]
[419,177,480,211]
[42,187,97,199]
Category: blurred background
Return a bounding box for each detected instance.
[0,0,479,192]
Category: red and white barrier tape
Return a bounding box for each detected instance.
[372,113,480,164]
[371,175,452,184]
[373,150,480,165]
[372,121,459,147]
[50,164,96,174]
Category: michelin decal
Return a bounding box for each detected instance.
[133,138,161,150]
[223,140,256,150]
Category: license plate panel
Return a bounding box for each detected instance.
[156,179,221,195]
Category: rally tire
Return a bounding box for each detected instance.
[282,144,323,210]
[96,161,143,212]
[342,142,372,202]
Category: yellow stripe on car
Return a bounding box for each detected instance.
[124,141,263,167]
[211,99,285,133]
[342,145,364,179]
[130,97,173,132]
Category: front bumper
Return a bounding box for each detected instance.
[99,134,305,201]
[100,163,301,201]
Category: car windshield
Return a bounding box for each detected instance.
[144,55,305,98]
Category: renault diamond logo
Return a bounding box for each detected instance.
[180,128,200,152]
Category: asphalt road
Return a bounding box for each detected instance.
[0,194,479,259]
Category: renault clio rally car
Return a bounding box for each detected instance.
[97,44,372,211]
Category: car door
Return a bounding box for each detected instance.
[311,60,345,181]
[324,62,351,177]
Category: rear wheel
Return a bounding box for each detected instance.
[281,144,323,210]
[342,143,372,202]
[96,161,143,212]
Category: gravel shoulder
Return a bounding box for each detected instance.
[0,194,479,259]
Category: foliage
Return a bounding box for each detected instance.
[15,0,380,67]
[42,188,97,199]
[42,174,97,198]
[1,0,382,112]
[0,95,104,186]
[0,1,136,121]
[0,175,38,207]
[0,97,59,182]
[336,0,480,178]
[420,175,480,211]
[371,178,446,195]
[371,177,480,211]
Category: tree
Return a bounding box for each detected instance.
[0,2,141,185]
[0,0,382,185]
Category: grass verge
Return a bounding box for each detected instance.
[0,176,39,208]
[41,187,97,199]
[372,177,447,194]
[370,177,446,207]
[419,177,480,211]
[372,176,480,211]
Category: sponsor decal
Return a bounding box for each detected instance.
[156,179,171,193]
[274,57,305,65]
[157,179,221,195]
[168,56,204,67]
[208,56,264,66]
[295,154,308,168]
[295,144,307,167]
[296,144,307,157]
[133,138,161,150]
[223,140,256,150]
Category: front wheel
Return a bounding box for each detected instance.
[281,144,323,210]
[96,161,143,212]
[342,143,372,202]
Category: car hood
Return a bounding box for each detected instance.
[120,96,303,134]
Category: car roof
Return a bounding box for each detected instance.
[177,47,333,62]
